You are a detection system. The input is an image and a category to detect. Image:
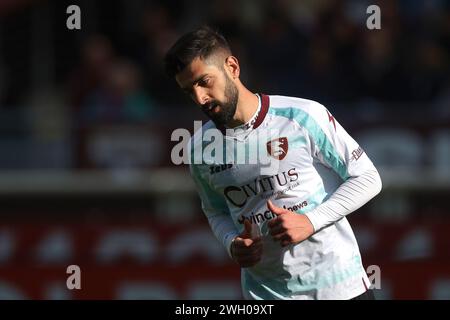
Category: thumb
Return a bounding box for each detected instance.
[267,199,286,216]
[240,219,253,239]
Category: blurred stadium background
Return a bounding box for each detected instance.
[0,0,449,299]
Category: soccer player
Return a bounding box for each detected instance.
[164,26,382,300]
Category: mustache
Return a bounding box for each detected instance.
[201,101,220,112]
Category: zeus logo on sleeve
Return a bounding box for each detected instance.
[209,163,233,175]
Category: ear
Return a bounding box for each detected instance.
[225,56,240,79]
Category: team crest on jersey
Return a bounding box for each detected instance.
[266,137,288,160]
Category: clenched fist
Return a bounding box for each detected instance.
[267,200,314,247]
[230,219,263,268]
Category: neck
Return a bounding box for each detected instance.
[226,85,259,128]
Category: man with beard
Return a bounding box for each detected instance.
[164,26,382,300]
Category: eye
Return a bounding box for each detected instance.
[199,77,212,87]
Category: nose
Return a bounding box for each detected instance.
[192,87,209,106]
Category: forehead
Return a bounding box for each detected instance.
[175,57,220,88]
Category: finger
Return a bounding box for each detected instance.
[234,251,262,264]
[249,242,263,254]
[250,236,262,245]
[244,219,252,234]
[235,238,263,251]
[281,240,291,247]
[272,232,291,242]
[268,224,285,236]
[267,217,282,229]
[238,256,262,268]
[235,245,262,257]
[233,242,263,256]
[234,237,254,248]
[251,222,261,238]
[240,219,253,239]
[253,246,263,257]
[267,199,286,216]
[252,236,262,243]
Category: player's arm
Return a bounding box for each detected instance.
[268,102,382,245]
[302,102,382,232]
[190,163,262,267]
[190,163,238,257]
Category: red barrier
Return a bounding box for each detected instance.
[0,221,449,299]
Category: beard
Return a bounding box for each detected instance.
[202,73,239,127]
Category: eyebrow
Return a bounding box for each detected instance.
[181,74,208,92]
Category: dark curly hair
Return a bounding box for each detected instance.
[164,25,231,78]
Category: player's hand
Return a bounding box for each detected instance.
[230,219,263,268]
[267,200,314,247]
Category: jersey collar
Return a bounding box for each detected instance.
[218,93,269,135]
[253,93,269,129]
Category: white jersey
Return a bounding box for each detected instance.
[189,94,381,300]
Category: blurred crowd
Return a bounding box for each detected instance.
[0,0,449,169]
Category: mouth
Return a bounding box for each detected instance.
[204,103,220,113]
